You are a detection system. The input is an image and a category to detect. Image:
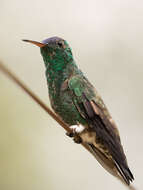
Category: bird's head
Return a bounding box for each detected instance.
[23,37,73,69]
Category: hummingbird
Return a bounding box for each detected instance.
[23,37,134,185]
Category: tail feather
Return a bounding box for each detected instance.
[88,143,134,185]
[114,160,134,185]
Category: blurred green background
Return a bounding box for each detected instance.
[0,0,142,190]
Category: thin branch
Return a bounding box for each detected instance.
[0,61,92,154]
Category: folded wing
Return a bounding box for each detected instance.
[68,75,134,185]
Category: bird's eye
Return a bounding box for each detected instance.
[57,41,63,47]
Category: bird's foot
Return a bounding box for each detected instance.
[66,131,74,137]
[73,135,82,144]
[66,124,84,144]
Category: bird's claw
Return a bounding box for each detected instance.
[66,132,74,137]
[66,125,78,138]
[66,124,84,144]
[73,135,82,144]
[66,132,82,144]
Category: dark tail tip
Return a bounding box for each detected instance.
[115,161,134,185]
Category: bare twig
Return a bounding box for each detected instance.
[0,61,92,154]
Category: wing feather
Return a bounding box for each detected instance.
[68,75,134,185]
